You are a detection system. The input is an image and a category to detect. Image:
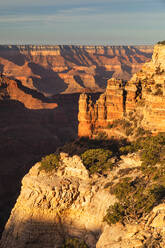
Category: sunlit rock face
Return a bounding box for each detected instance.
[78,44,165,137]
[0,153,115,248]
[130,43,165,132]
[0,45,153,95]
[1,153,165,248]
[131,44,165,92]
[0,76,57,109]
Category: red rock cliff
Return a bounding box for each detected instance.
[0,45,153,95]
[78,44,165,137]
[0,76,57,109]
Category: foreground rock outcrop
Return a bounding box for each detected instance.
[0,45,153,95]
[1,153,165,248]
[78,44,165,137]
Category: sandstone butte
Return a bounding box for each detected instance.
[0,153,165,248]
[78,43,165,137]
[0,45,153,95]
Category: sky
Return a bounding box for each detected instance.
[0,0,165,45]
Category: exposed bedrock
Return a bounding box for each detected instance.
[78,44,165,137]
[1,153,165,248]
[0,45,153,95]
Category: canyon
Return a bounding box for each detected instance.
[1,153,165,248]
[0,75,80,235]
[0,43,165,247]
[0,45,153,95]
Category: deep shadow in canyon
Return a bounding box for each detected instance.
[0,91,101,237]
[28,63,68,94]
[0,95,78,236]
[0,46,26,66]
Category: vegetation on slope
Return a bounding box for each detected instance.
[39,133,127,173]
[106,112,151,138]
[61,237,88,248]
[39,153,60,172]
[104,132,165,225]
[157,40,165,45]
[81,148,113,174]
[39,131,165,227]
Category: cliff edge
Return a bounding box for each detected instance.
[78,44,165,137]
[1,152,165,248]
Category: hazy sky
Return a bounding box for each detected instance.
[0,0,165,45]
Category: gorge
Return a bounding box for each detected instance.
[0,45,153,95]
[0,43,165,248]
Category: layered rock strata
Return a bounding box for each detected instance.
[1,153,165,248]
[0,76,57,109]
[0,45,153,95]
[78,44,165,137]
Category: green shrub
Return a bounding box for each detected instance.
[157,40,165,45]
[103,202,125,225]
[104,133,165,225]
[81,148,113,174]
[61,237,88,248]
[104,176,165,225]
[139,134,165,170]
[150,185,165,202]
[57,136,129,158]
[39,153,60,172]
[153,163,165,181]
[119,145,135,155]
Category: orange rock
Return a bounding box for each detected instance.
[0,76,57,110]
[78,44,165,137]
[0,45,153,95]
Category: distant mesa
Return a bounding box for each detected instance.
[0,45,153,95]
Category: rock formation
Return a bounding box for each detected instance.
[0,75,57,109]
[78,44,165,137]
[0,75,80,236]
[1,153,165,248]
[0,45,153,95]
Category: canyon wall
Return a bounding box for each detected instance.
[0,45,153,95]
[1,153,165,248]
[78,44,165,137]
[0,75,80,236]
[0,75,57,109]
